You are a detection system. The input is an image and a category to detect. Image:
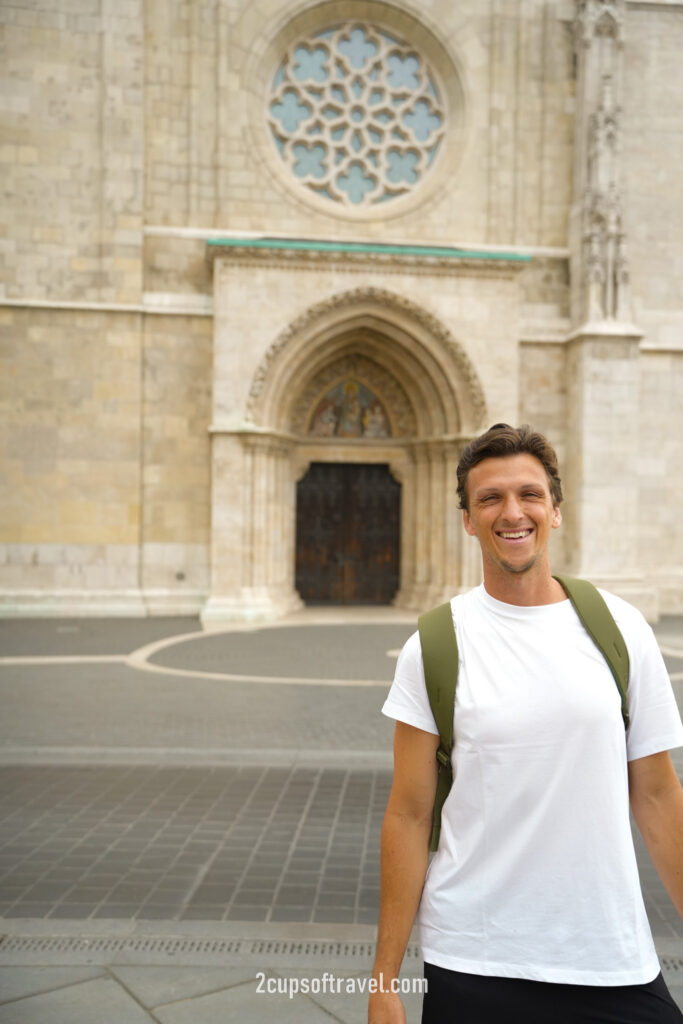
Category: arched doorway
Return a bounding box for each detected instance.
[202,285,489,625]
[295,462,400,605]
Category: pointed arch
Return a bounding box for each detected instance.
[246,286,487,436]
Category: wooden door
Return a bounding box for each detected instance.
[295,462,400,605]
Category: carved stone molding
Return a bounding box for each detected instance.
[246,286,487,430]
[571,0,633,327]
[211,244,523,279]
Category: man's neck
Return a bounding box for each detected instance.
[481,564,566,607]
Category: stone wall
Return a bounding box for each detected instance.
[0,307,143,608]
[2,0,683,616]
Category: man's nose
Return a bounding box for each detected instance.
[500,494,524,521]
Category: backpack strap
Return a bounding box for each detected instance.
[418,601,458,852]
[553,575,630,729]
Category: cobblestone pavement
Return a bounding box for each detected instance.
[0,610,682,1022]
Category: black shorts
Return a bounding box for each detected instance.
[422,962,683,1024]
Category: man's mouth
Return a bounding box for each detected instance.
[497,529,533,540]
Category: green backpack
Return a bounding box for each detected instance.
[417,575,630,852]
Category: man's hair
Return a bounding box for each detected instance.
[456,423,563,511]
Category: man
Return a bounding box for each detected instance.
[369,424,683,1024]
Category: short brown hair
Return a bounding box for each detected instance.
[456,423,563,511]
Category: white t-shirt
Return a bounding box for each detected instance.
[382,584,683,986]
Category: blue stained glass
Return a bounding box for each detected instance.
[293,143,326,179]
[271,90,311,132]
[338,27,377,69]
[387,54,420,90]
[337,162,376,203]
[269,21,446,207]
[403,100,441,142]
[293,46,329,82]
[386,149,418,184]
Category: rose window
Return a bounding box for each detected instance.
[267,23,446,208]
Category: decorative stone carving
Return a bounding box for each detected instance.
[572,0,631,325]
[582,75,630,321]
[575,0,623,49]
[290,353,417,437]
[246,287,487,429]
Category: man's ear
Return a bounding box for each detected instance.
[552,506,562,529]
[463,509,476,537]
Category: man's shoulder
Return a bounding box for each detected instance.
[595,586,651,637]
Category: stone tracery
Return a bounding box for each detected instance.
[267,23,446,207]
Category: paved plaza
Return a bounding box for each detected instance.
[0,610,682,1022]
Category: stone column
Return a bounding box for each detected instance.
[201,428,302,628]
[565,0,655,617]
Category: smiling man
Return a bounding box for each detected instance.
[369,424,683,1024]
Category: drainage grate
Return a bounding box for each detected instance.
[0,935,679,975]
[0,935,244,957]
[0,934,422,966]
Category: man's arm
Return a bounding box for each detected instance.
[368,721,439,1024]
[629,750,683,917]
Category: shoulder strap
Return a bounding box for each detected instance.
[553,575,630,729]
[418,602,458,852]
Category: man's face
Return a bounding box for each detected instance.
[462,453,562,578]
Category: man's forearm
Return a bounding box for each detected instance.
[631,771,683,917]
[372,805,432,981]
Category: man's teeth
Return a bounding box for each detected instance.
[499,530,531,539]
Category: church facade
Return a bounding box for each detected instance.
[2,0,682,623]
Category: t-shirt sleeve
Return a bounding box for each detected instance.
[381,630,439,735]
[611,598,683,762]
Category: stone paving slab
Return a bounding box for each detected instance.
[0,766,387,927]
[1,764,681,940]
[0,975,153,1024]
[0,949,679,1022]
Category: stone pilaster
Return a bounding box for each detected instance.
[565,0,654,617]
[200,428,302,628]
